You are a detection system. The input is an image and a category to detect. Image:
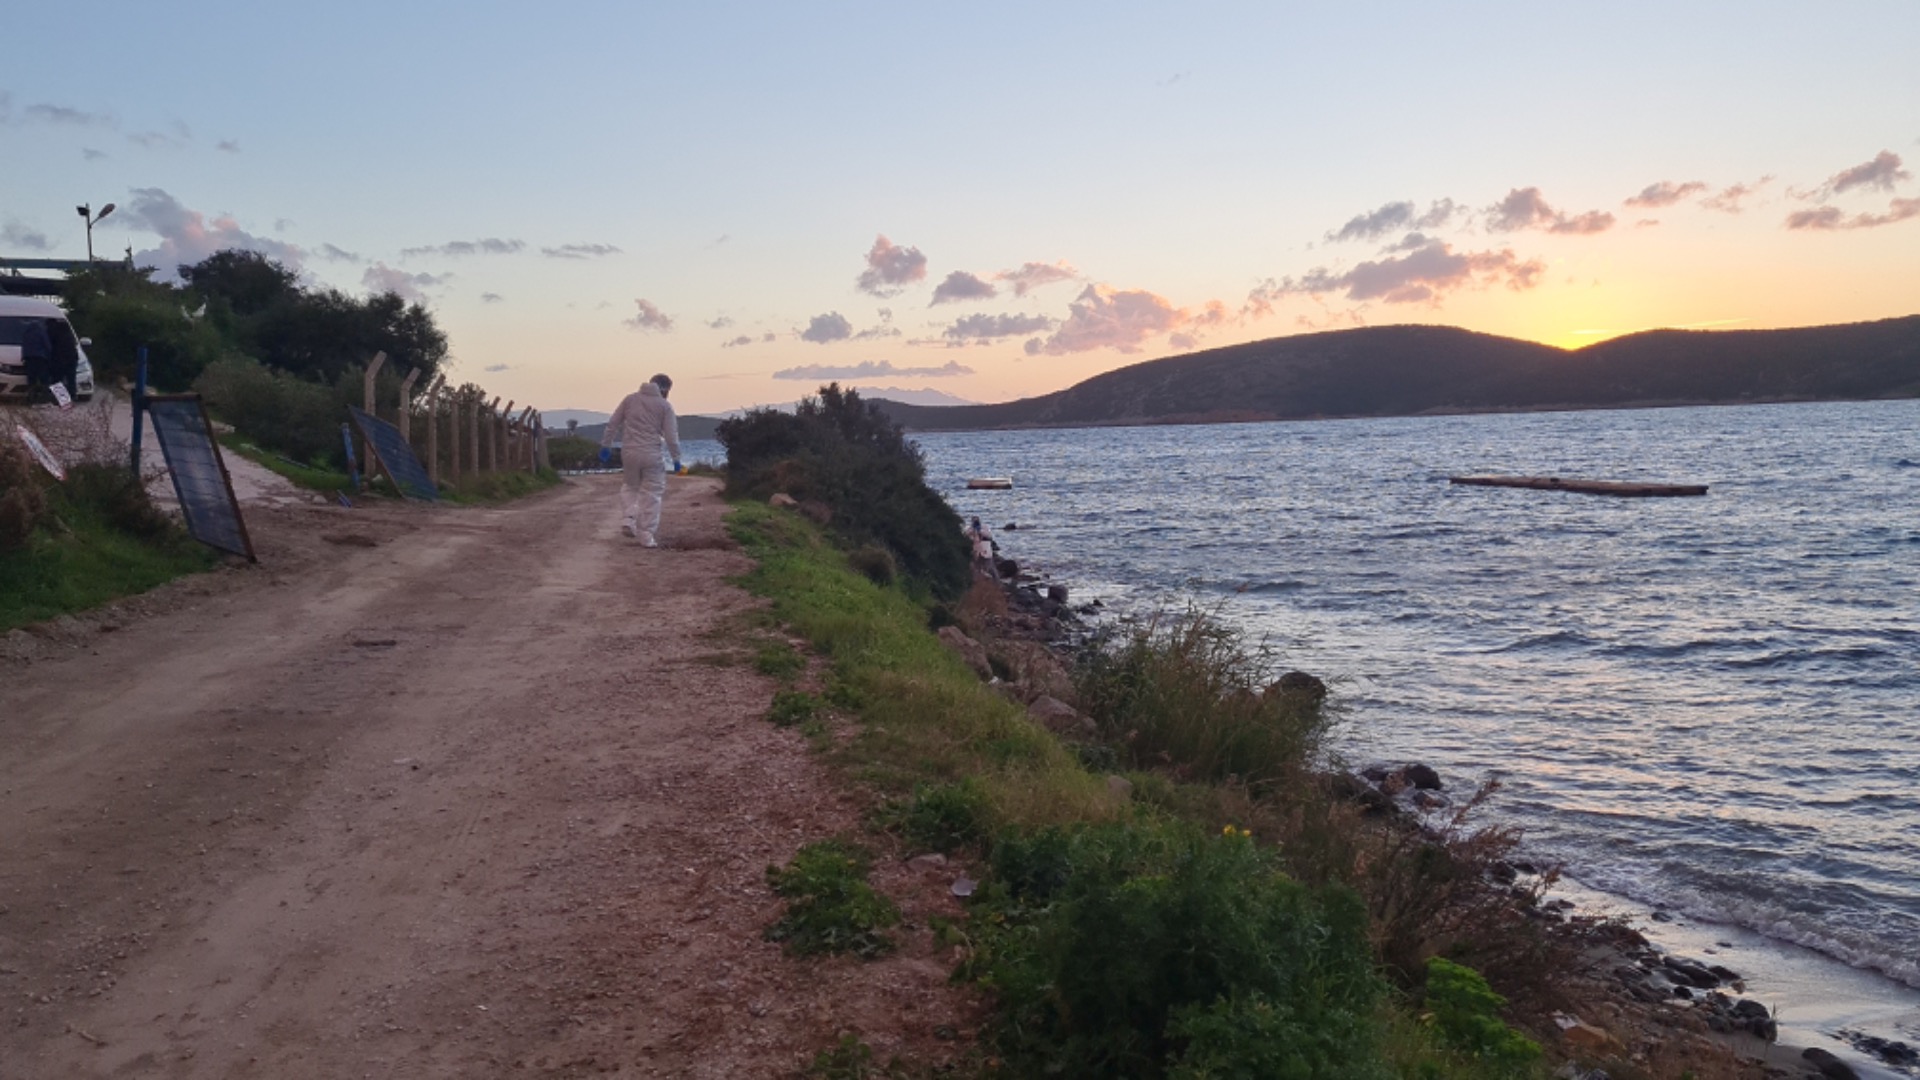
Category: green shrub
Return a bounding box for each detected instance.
[0,443,50,551]
[806,1035,909,1079]
[972,821,1385,1077]
[718,384,969,599]
[545,434,602,471]
[765,840,899,958]
[768,689,823,727]
[754,640,807,680]
[194,356,347,465]
[63,463,173,539]
[847,543,896,586]
[890,780,989,853]
[1421,957,1541,1068]
[1076,604,1338,792]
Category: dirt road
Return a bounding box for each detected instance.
[1,476,974,1078]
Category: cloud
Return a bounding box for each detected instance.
[481,292,504,304]
[25,103,112,126]
[623,298,675,332]
[996,260,1078,296]
[1486,187,1615,235]
[217,139,240,153]
[82,147,108,161]
[855,234,927,296]
[1828,151,1910,195]
[707,315,735,329]
[773,359,974,380]
[941,312,1056,343]
[542,243,622,259]
[484,363,510,372]
[314,243,362,262]
[362,263,448,303]
[121,188,305,279]
[930,270,998,305]
[721,335,755,348]
[401,238,525,258]
[1327,199,1460,242]
[1785,197,1920,231]
[2,221,54,252]
[801,312,853,343]
[1701,179,1768,213]
[1025,284,1195,356]
[1248,239,1544,308]
[1624,180,1707,208]
[127,129,187,149]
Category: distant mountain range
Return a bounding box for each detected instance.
[563,414,722,444]
[869,316,1920,431]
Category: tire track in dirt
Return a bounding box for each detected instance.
[1,476,979,1078]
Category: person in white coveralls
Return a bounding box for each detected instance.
[598,373,682,547]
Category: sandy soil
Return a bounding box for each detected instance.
[0,475,980,1078]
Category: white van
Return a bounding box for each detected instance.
[0,296,97,403]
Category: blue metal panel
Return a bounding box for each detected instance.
[347,406,438,501]
[144,395,255,561]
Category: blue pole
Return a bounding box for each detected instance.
[341,423,360,490]
[129,346,148,474]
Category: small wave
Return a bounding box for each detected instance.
[1564,863,1920,990]
[1484,630,1594,653]
[1721,645,1893,669]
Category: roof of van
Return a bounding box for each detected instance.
[0,297,70,318]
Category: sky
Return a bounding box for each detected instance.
[4,1,1918,417]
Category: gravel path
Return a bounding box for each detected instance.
[1,475,976,1078]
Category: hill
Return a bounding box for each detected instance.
[871,316,1920,431]
[566,414,721,444]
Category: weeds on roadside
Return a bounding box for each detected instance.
[1075,603,1339,793]
[768,690,823,728]
[766,840,899,958]
[805,1035,912,1079]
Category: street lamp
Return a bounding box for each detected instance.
[76,202,116,262]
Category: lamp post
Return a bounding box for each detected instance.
[76,202,116,262]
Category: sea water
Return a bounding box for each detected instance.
[917,401,1920,1065]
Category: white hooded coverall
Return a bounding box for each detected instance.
[601,381,681,542]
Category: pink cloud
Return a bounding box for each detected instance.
[1786,197,1920,231]
[930,270,997,305]
[1624,181,1707,208]
[1702,179,1770,213]
[362,264,449,304]
[1025,284,1218,356]
[1828,151,1910,195]
[1486,187,1615,235]
[623,299,675,332]
[1248,239,1544,309]
[996,260,1078,296]
[123,187,304,280]
[855,235,927,296]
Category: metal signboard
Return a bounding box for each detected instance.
[143,394,256,562]
[347,406,438,501]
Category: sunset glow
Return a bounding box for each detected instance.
[5,2,1917,415]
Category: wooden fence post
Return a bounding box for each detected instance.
[448,387,463,487]
[501,400,516,472]
[423,376,445,487]
[518,407,536,473]
[536,411,551,471]
[398,368,421,447]
[362,351,387,484]
[468,392,482,478]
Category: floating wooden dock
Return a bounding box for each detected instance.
[966,477,1014,490]
[1449,475,1708,498]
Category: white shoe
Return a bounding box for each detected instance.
[640,534,658,548]
[622,521,637,538]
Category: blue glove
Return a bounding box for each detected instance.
[672,459,684,474]
[598,447,612,464]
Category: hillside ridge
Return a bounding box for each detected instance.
[871,316,1920,431]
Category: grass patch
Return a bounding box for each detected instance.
[0,464,216,633]
[726,498,1561,1079]
[768,689,823,727]
[765,840,900,958]
[754,639,808,680]
[438,467,562,505]
[219,434,352,492]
